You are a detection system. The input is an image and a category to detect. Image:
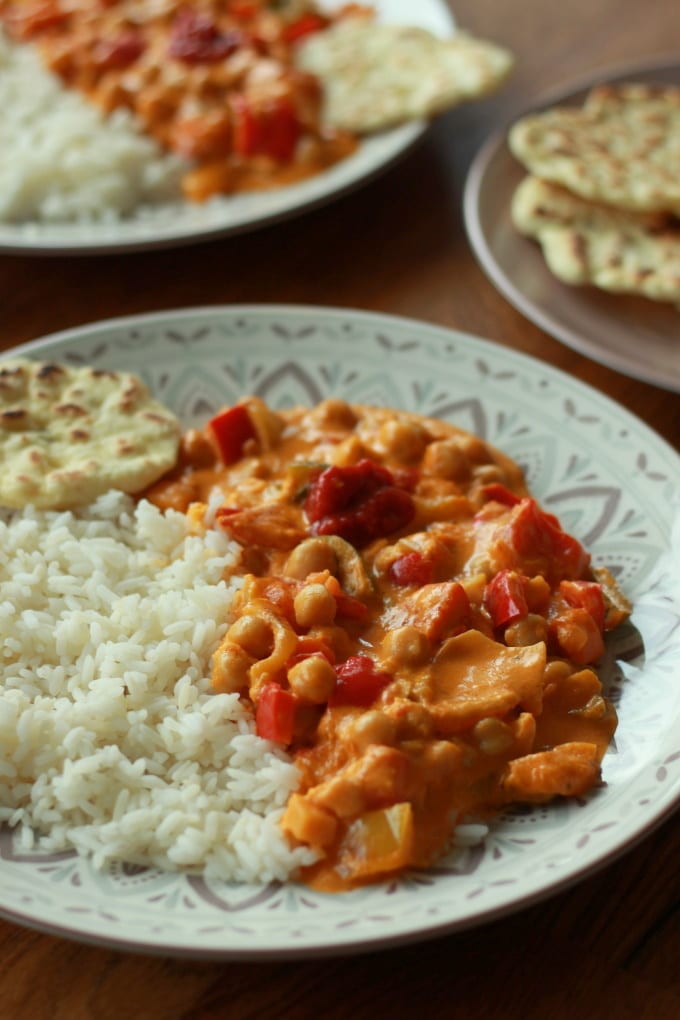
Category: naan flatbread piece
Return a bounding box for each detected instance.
[508,83,680,215]
[0,358,180,509]
[296,19,514,133]
[511,174,680,302]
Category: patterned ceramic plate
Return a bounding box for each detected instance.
[0,0,453,256]
[463,57,680,393]
[1,306,678,958]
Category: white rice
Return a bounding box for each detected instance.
[0,30,186,224]
[0,491,317,882]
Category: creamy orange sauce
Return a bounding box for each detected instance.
[145,397,629,890]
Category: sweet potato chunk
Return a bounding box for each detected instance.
[501,741,601,801]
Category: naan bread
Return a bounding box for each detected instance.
[0,358,180,509]
[511,174,680,302]
[508,83,680,215]
[295,19,514,133]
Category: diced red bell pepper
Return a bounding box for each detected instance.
[480,483,522,507]
[329,655,392,708]
[323,575,370,621]
[287,636,336,668]
[282,13,328,44]
[559,580,605,632]
[208,405,256,464]
[168,10,245,63]
[8,1,69,39]
[228,0,257,18]
[255,681,297,744]
[260,96,301,162]
[92,31,146,70]
[388,551,435,587]
[484,569,530,628]
[305,459,415,548]
[231,94,261,158]
[504,498,590,581]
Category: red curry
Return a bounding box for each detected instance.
[145,397,630,890]
[0,0,364,200]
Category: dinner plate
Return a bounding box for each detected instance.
[1,305,679,959]
[463,57,680,393]
[0,0,453,256]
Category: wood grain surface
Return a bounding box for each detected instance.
[0,2,678,1017]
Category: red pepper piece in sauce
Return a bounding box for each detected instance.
[282,13,329,44]
[231,94,261,157]
[228,0,258,18]
[260,96,302,162]
[480,482,522,507]
[329,656,392,708]
[504,498,590,581]
[287,636,336,668]
[324,575,370,621]
[559,580,606,632]
[255,681,297,744]
[91,31,146,70]
[208,405,257,464]
[388,551,435,587]
[6,1,69,39]
[168,11,246,64]
[304,459,415,548]
[484,569,530,628]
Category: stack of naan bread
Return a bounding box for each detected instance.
[508,83,680,303]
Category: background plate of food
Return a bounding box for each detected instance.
[0,305,678,959]
[463,57,680,393]
[0,0,512,255]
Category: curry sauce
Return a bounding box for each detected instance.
[145,397,629,890]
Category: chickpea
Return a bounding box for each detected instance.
[284,538,337,580]
[227,614,274,659]
[472,463,505,484]
[422,439,470,482]
[307,399,358,431]
[473,717,514,756]
[543,659,575,686]
[454,434,493,465]
[376,418,429,463]
[423,739,464,778]
[293,583,337,629]
[504,614,548,647]
[288,655,337,705]
[386,700,435,739]
[211,641,253,694]
[351,710,398,752]
[380,626,431,669]
[307,625,355,662]
[525,575,551,612]
[180,428,216,468]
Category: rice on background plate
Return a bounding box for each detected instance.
[0,491,317,883]
[0,30,186,224]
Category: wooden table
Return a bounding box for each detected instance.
[1,1,678,1016]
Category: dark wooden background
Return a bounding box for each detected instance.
[0,1,677,1016]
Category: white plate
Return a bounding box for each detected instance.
[0,0,453,256]
[463,57,680,393]
[1,305,679,958]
